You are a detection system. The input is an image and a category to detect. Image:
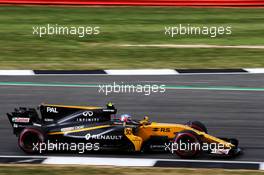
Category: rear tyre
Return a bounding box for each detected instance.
[18,127,45,154]
[186,121,208,133]
[173,130,202,159]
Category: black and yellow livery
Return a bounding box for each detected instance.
[7,103,241,158]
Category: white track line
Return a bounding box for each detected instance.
[244,68,264,74]
[0,70,34,76]
[0,69,264,76]
[105,69,178,75]
[0,155,263,169]
[260,163,264,170]
[43,157,156,166]
[0,155,263,165]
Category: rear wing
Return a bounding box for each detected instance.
[7,107,40,135]
[7,103,117,135]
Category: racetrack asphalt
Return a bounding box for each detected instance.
[0,74,263,161]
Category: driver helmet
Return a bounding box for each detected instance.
[120,114,132,122]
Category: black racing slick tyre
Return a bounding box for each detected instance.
[186,121,208,133]
[173,130,202,159]
[18,127,46,154]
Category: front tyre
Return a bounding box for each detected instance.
[173,130,202,159]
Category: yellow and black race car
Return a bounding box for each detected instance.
[7,103,241,158]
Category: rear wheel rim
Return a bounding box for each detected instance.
[19,129,44,153]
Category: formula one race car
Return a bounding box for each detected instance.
[7,103,241,158]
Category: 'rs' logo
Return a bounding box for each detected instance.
[160,128,170,132]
